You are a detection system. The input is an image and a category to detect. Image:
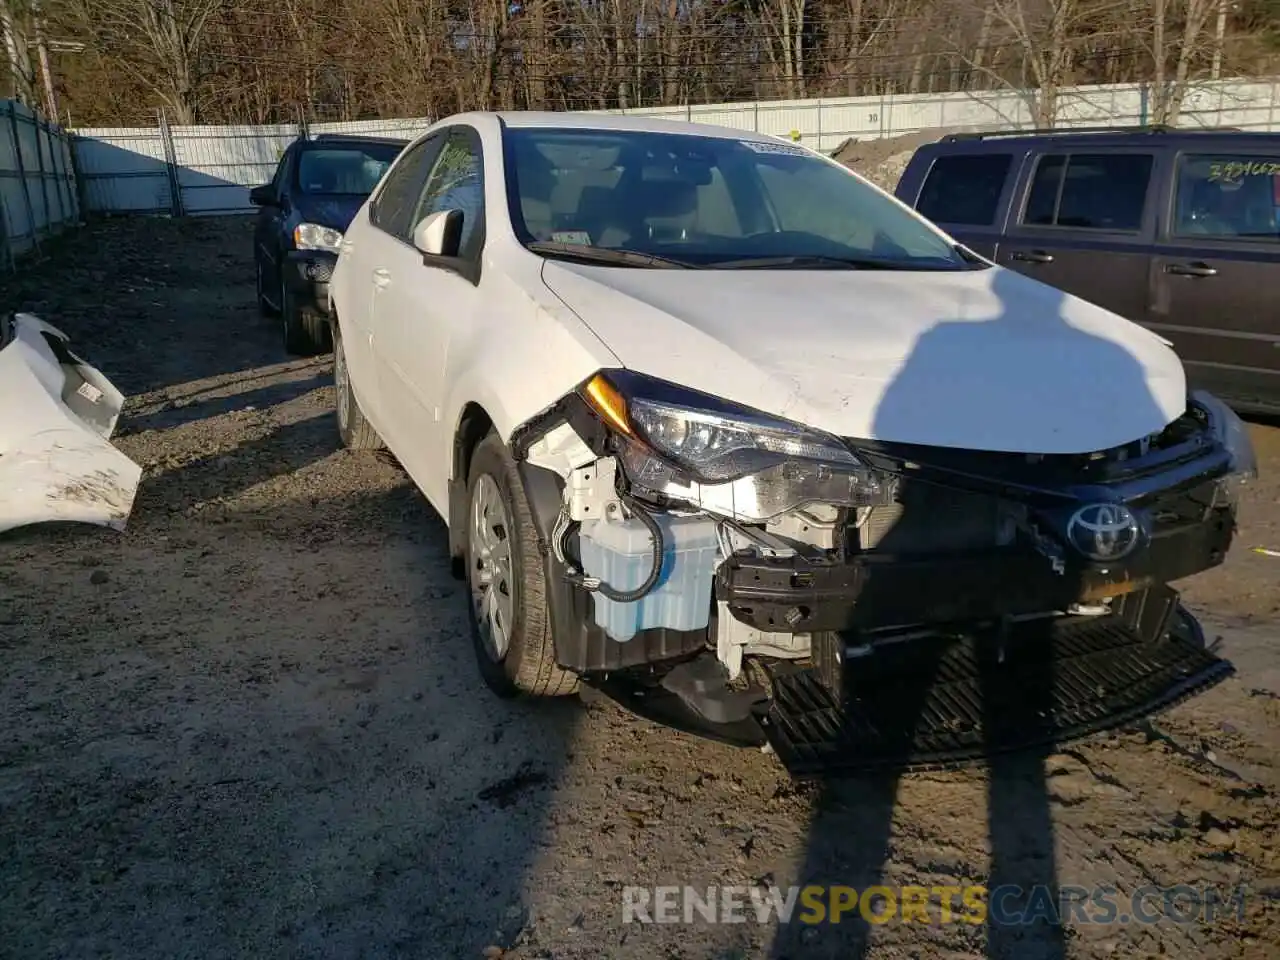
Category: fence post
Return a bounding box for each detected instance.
[33,112,53,239]
[1,187,12,271]
[67,132,89,222]
[7,101,39,255]
[157,107,184,216]
[49,122,69,227]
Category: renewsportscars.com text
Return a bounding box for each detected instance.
[622,884,1248,926]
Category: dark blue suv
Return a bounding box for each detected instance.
[250,133,407,355]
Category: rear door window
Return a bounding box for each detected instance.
[1021,152,1154,231]
[916,153,1013,226]
[1173,154,1280,242]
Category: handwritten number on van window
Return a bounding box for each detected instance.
[1208,160,1280,183]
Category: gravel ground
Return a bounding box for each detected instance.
[1,217,1278,960]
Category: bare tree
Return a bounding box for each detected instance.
[31,0,1273,126]
[65,0,227,123]
[2,0,37,105]
[1143,0,1222,123]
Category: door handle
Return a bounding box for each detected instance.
[372,268,392,289]
[1165,261,1218,278]
[1011,249,1054,264]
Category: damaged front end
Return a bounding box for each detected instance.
[0,313,142,534]
[506,370,1254,776]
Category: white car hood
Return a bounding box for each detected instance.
[541,262,1187,454]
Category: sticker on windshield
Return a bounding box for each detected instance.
[551,231,591,245]
[740,139,808,156]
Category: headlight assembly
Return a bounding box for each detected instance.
[294,223,343,253]
[579,371,896,521]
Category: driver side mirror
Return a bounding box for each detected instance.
[413,209,463,259]
[249,184,277,207]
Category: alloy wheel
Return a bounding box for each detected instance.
[334,334,350,430]
[468,473,515,662]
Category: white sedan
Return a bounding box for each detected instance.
[327,112,1253,775]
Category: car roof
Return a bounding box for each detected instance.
[300,133,409,149]
[927,125,1280,151]
[441,110,790,145]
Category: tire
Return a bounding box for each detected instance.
[464,431,579,698]
[333,323,384,451]
[256,259,279,317]
[281,282,332,356]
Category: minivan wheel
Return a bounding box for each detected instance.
[464,432,579,698]
[333,325,383,451]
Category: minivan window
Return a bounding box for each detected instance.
[917,153,1012,226]
[1022,153,1153,231]
[1174,154,1280,242]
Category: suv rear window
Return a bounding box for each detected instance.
[1174,154,1280,242]
[916,153,1012,226]
[1022,153,1153,231]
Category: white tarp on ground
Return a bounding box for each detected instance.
[0,312,141,533]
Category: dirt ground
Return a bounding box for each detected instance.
[831,129,968,189]
[1,217,1278,960]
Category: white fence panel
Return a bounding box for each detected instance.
[70,79,1280,217]
[72,126,170,214]
[0,99,80,263]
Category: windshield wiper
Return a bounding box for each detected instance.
[708,255,925,270]
[526,241,698,269]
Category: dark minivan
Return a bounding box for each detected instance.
[895,126,1280,415]
[250,133,407,355]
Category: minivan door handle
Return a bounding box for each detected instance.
[1165,261,1218,278]
[372,267,392,289]
[1011,249,1054,264]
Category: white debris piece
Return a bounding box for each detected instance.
[0,313,142,534]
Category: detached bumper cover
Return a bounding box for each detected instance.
[0,313,141,533]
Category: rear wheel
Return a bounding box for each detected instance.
[333,323,384,451]
[465,432,579,698]
[281,281,332,356]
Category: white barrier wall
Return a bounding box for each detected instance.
[0,99,80,262]
[71,79,1280,217]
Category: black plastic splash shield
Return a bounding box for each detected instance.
[756,614,1235,779]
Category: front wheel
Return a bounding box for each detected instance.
[464,432,579,698]
[282,282,332,356]
[333,324,384,451]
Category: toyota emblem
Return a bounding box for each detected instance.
[1066,503,1141,562]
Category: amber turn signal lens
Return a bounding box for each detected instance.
[583,374,633,436]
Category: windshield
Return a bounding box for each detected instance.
[296,144,403,196]
[502,127,975,269]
